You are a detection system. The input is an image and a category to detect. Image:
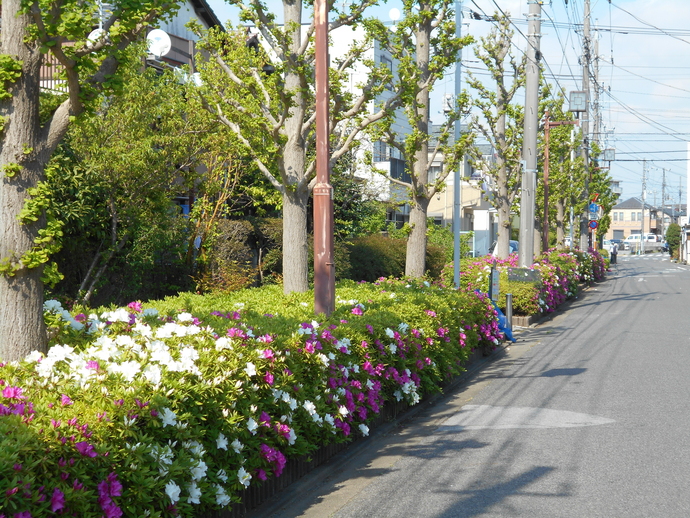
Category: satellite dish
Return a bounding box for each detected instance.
[86,28,106,48]
[389,8,401,21]
[147,29,171,58]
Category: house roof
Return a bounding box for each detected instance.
[189,0,223,28]
[613,197,653,210]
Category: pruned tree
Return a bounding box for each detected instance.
[466,13,526,259]
[191,0,396,294]
[538,89,585,248]
[365,0,474,278]
[0,0,179,360]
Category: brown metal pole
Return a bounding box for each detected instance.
[313,0,335,316]
[543,111,550,253]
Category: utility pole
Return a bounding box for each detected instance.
[640,160,646,254]
[593,36,600,146]
[662,168,666,240]
[579,0,592,250]
[519,0,541,267]
[313,0,335,315]
[453,0,463,288]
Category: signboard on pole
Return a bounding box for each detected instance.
[589,220,598,230]
[489,268,500,301]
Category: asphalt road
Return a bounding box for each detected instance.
[250,252,690,518]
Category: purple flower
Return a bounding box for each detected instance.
[61,394,73,406]
[127,301,142,313]
[85,360,100,370]
[351,306,363,316]
[74,441,97,457]
[50,488,65,512]
[2,386,25,400]
[264,372,274,385]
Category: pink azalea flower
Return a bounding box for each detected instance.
[126,301,142,313]
[2,386,25,400]
[61,394,73,406]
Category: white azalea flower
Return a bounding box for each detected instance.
[287,428,297,445]
[25,351,43,363]
[231,439,244,454]
[302,400,316,415]
[385,328,395,338]
[237,467,252,488]
[215,337,232,351]
[190,459,208,481]
[359,424,370,436]
[159,408,177,427]
[177,312,194,322]
[187,481,202,504]
[247,418,258,434]
[388,344,397,355]
[165,481,181,504]
[244,362,256,377]
[43,299,63,312]
[217,469,228,482]
[216,432,228,451]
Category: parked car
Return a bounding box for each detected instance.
[488,240,519,256]
[603,239,614,252]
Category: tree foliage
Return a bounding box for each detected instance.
[362,0,473,277]
[190,0,393,294]
[0,0,180,360]
[466,13,525,259]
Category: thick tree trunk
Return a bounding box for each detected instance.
[406,198,429,277]
[0,1,50,361]
[282,187,310,293]
[556,197,565,244]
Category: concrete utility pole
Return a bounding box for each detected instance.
[313,0,335,315]
[662,168,666,240]
[641,160,646,254]
[519,0,541,267]
[453,0,463,288]
[580,0,591,251]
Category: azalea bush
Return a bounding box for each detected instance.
[440,248,604,316]
[0,278,503,517]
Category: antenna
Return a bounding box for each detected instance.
[147,29,172,59]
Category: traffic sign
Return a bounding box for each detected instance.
[589,202,599,213]
[588,220,598,230]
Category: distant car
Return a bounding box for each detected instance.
[603,239,614,252]
[488,240,519,256]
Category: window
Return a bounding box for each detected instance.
[631,212,636,222]
[637,212,642,221]
[429,165,442,183]
[390,157,411,183]
[620,212,624,221]
[613,212,618,221]
[373,141,388,162]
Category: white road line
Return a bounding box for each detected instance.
[437,405,615,431]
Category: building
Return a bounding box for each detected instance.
[606,197,659,240]
[39,0,222,91]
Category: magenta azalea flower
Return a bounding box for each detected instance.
[50,488,65,512]
[74,441,97,457]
